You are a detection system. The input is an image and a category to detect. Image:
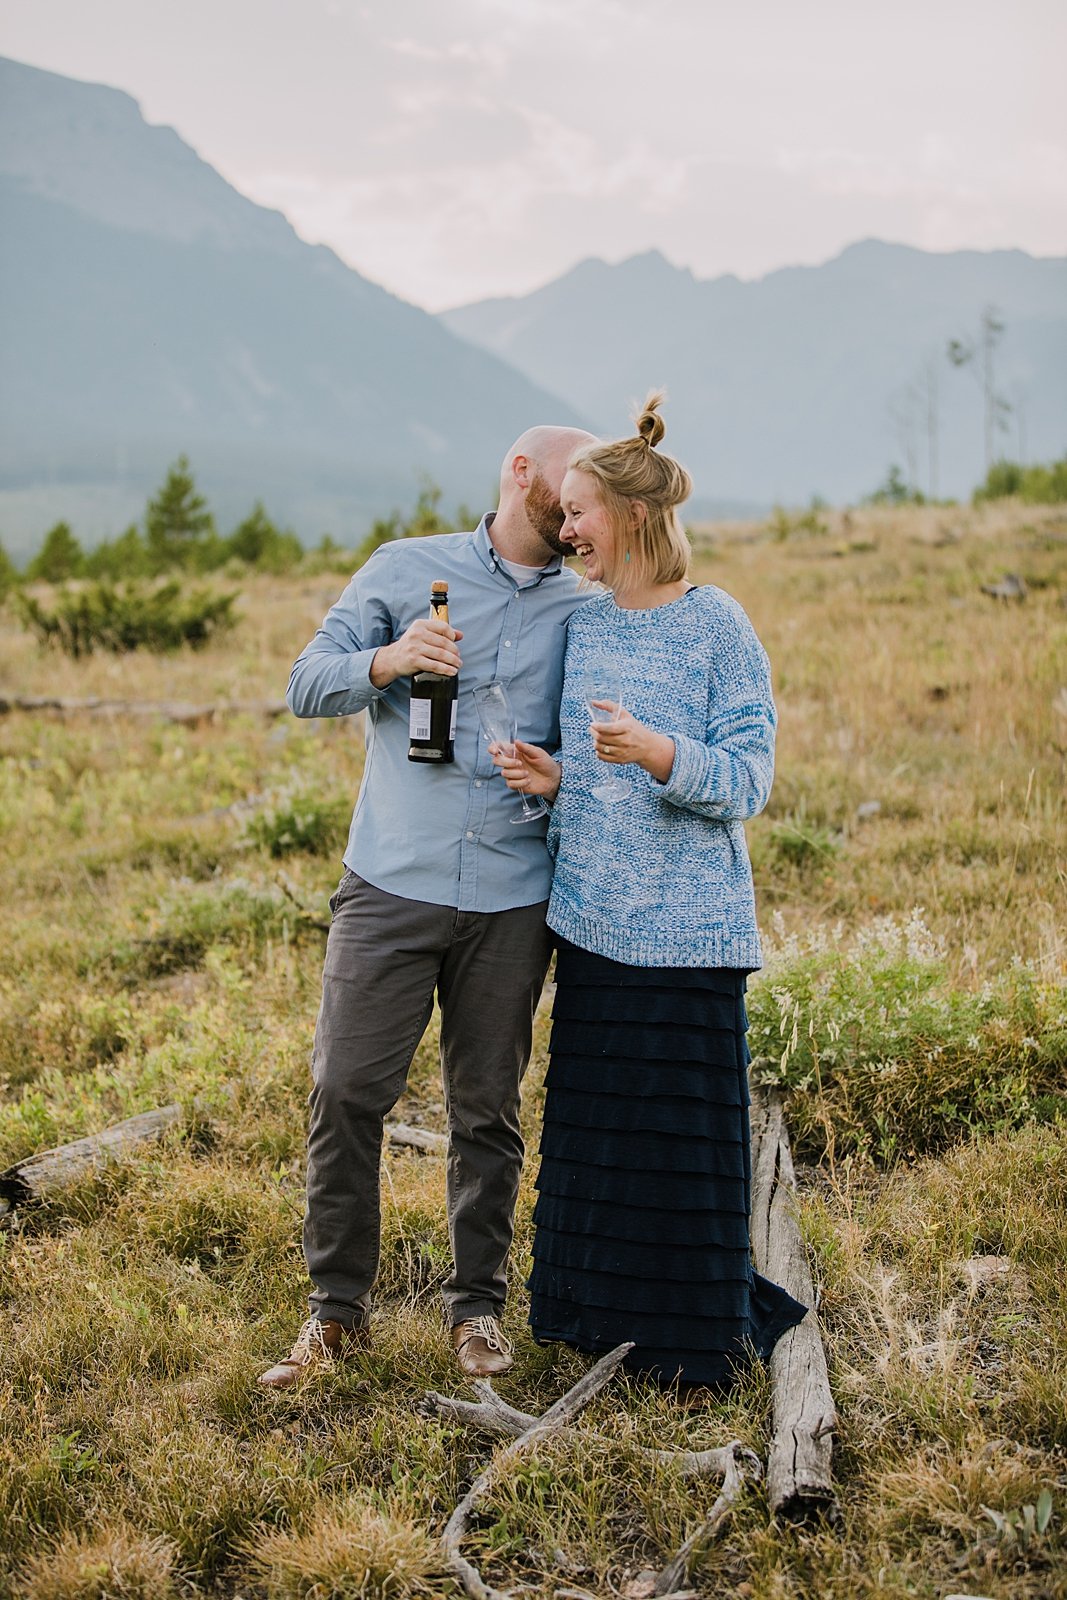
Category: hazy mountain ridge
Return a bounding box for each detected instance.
[3,53,1065,555]
[442,242,1067,504]
[0,56,300,257]
[0,56,585,553]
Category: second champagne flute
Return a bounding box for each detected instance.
[581,662,631,806]
[473,682,550,825]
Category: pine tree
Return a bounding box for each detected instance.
[26,522,85,583]
[144,456,215,571]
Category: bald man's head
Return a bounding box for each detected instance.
[498,425,599,553]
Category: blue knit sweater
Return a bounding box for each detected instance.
[546,586,775,969]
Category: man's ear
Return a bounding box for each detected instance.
[511,453,531,490]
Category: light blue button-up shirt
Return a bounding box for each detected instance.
[287,516,592,912]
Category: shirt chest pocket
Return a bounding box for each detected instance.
[511,618,568,744]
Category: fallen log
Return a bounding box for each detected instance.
[0,691,288,724]
[0,1105,186,1208]
[749,1088,837,1519]
[0,1104,447,1216]
[388,1122,448,1155]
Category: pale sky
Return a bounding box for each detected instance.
[3,0,1065,311]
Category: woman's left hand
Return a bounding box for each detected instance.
[590,705,676,784]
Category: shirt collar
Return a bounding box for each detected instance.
[474,512,564,578]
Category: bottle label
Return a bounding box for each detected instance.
[449,700,458,738]
[409,698,432,741]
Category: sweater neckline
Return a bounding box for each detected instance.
[604,585,702,621]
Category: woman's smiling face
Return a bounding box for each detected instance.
[560,469,617,584]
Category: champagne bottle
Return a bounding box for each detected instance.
[408,580,458,764]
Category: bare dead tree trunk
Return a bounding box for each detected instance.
[925,356,939,501]
[749,1088,837,1519]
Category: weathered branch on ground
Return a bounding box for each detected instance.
[649,1442,748,1595]
[424,1362,759,1600]
[440,1343,634,1600]
[750,1087,838,1520]
[0,1106,187,1209]
[419,1380,759,1480]
[0,691,288,724]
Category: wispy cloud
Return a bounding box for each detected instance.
[2,0,1064,306]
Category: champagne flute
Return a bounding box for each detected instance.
[473,682,549,825]
[582,661,631,805]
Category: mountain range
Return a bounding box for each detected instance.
[0,56,582,558]
[1,54,1065,557]
[442,244,1067,507]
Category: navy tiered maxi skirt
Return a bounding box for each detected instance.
[528,938,808,1389]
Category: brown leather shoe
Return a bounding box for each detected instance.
[257,1317,369,1390]
[451,1315,514,1378]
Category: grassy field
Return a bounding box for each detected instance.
[0,500,1064,1599]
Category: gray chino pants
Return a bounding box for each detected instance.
[304,869,552,1329]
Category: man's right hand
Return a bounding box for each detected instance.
[491,739,562,802]
[369,618,464,688]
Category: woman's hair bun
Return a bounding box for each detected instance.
[635,390,667,449]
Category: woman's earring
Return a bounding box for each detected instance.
[623,550,631,563]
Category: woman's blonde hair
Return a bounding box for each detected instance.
[568,391,691,598]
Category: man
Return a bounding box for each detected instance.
[259,424,597,1389]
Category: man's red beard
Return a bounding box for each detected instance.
[524,469,567,553]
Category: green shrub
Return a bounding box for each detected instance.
[764,503,830,541]
[243,788,351,857]
[973,455,1067,505]
[748,910,1067,1164]
[973,459,1025,501]
[83,525,152,580]
[108,881,294,980]
[13,580,238,657]
[1021,456,1067,505]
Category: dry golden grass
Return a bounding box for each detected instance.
[0,499,1064,1598]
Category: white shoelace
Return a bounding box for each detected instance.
[459,1315,513,1355]
[288,1317,333,1366]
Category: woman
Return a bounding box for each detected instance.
[494,394,806,1392]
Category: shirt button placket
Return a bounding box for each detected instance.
[500,598,520,677]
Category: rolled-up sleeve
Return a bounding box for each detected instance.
[654,609,776,821]
[286,552,397,718]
